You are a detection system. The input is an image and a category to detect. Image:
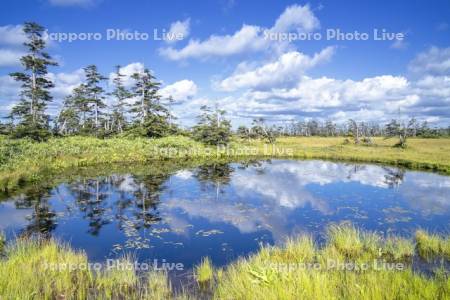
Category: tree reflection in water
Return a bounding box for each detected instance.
[13,184,56,238]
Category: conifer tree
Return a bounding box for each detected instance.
[129,68,172,137]
[83,65,106,133]
[9,22,58,140]
[109,65,132,133]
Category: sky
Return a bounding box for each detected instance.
[0,0,449,127]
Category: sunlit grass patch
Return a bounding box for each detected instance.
[416,230,450,259]
[213,225,450,300]
[1,225,449,299]
[0,238,176,299]
[144,271,172,300]
[0,238,93,299]
[383,236,415,260]
[194,257,214,285]
[326,223,365,257]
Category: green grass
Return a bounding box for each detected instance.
[1,135,450,191]
[0,232,4,254]
[213,225,448,300]
[194,257,214,284]
[0,238,175,299]
[1,225,449,299]
[416,230,450,259]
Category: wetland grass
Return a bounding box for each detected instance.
[1,225,449,299]
[1,136,450,192]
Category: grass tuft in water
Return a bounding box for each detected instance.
[194,257,214,285]
[416,230,450,259]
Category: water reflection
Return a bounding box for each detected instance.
[0,160,449,268]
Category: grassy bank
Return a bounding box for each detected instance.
[1,225,449,299]
[1,135,450,191]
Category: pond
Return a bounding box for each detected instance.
[1,159,450,272]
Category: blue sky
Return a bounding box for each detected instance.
[1,0,450,126]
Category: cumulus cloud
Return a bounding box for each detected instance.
[217,46,335,91]
[0,25,27,46]
[47,68,85,98]
[108,62,145,88]
[160,25,265,60]
[0,76,21,114]
[0,69,85,116]
[201,47,450,125]
[159,79,198,102]
[0,49,25,67]
[409,46,450,76]
[165,19,190,44]
[270,4,319,33]
[159,4,319,60]
[213,74,433,123]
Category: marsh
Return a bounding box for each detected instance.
[1,159,449,270]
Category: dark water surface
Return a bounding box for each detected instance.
[1,159,449,270]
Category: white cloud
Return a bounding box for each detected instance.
[0,25,27,46]
[0,76,21,114]
[165,19,190,44]
[213,74,421,123]
[108,62,145,88]
[159,79,198,102]
[270,4,319,33]
[217,47,335,91]
[159,4,319,60]
[47,68,85,98]
[0,69,85,116]
[409,46,450,76]
[0,49,25,67]
[160,25,265,60]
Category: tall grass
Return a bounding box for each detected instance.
[0,238,174,299]
[416,230,450,259]
[1,225,449,299]
[214,225,448,300]
[194,257,214,284]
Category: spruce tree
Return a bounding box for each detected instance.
[129,68,172,137]
[9,22,58,140]
[83,65,106,134]
[192,105,231,145]
[109,65,132,133]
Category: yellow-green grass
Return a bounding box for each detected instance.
[258,136,450,173]
[0,238,173,299]
[1,135,449,191]
[213,225,448,300]
[1,225,449,299]
[416,230,450,259]
[194,257,214,284]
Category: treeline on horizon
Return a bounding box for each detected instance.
[1,22,449,147]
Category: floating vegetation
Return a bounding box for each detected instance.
[195,229,224,237]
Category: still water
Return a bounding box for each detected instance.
[1,159,449,269]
